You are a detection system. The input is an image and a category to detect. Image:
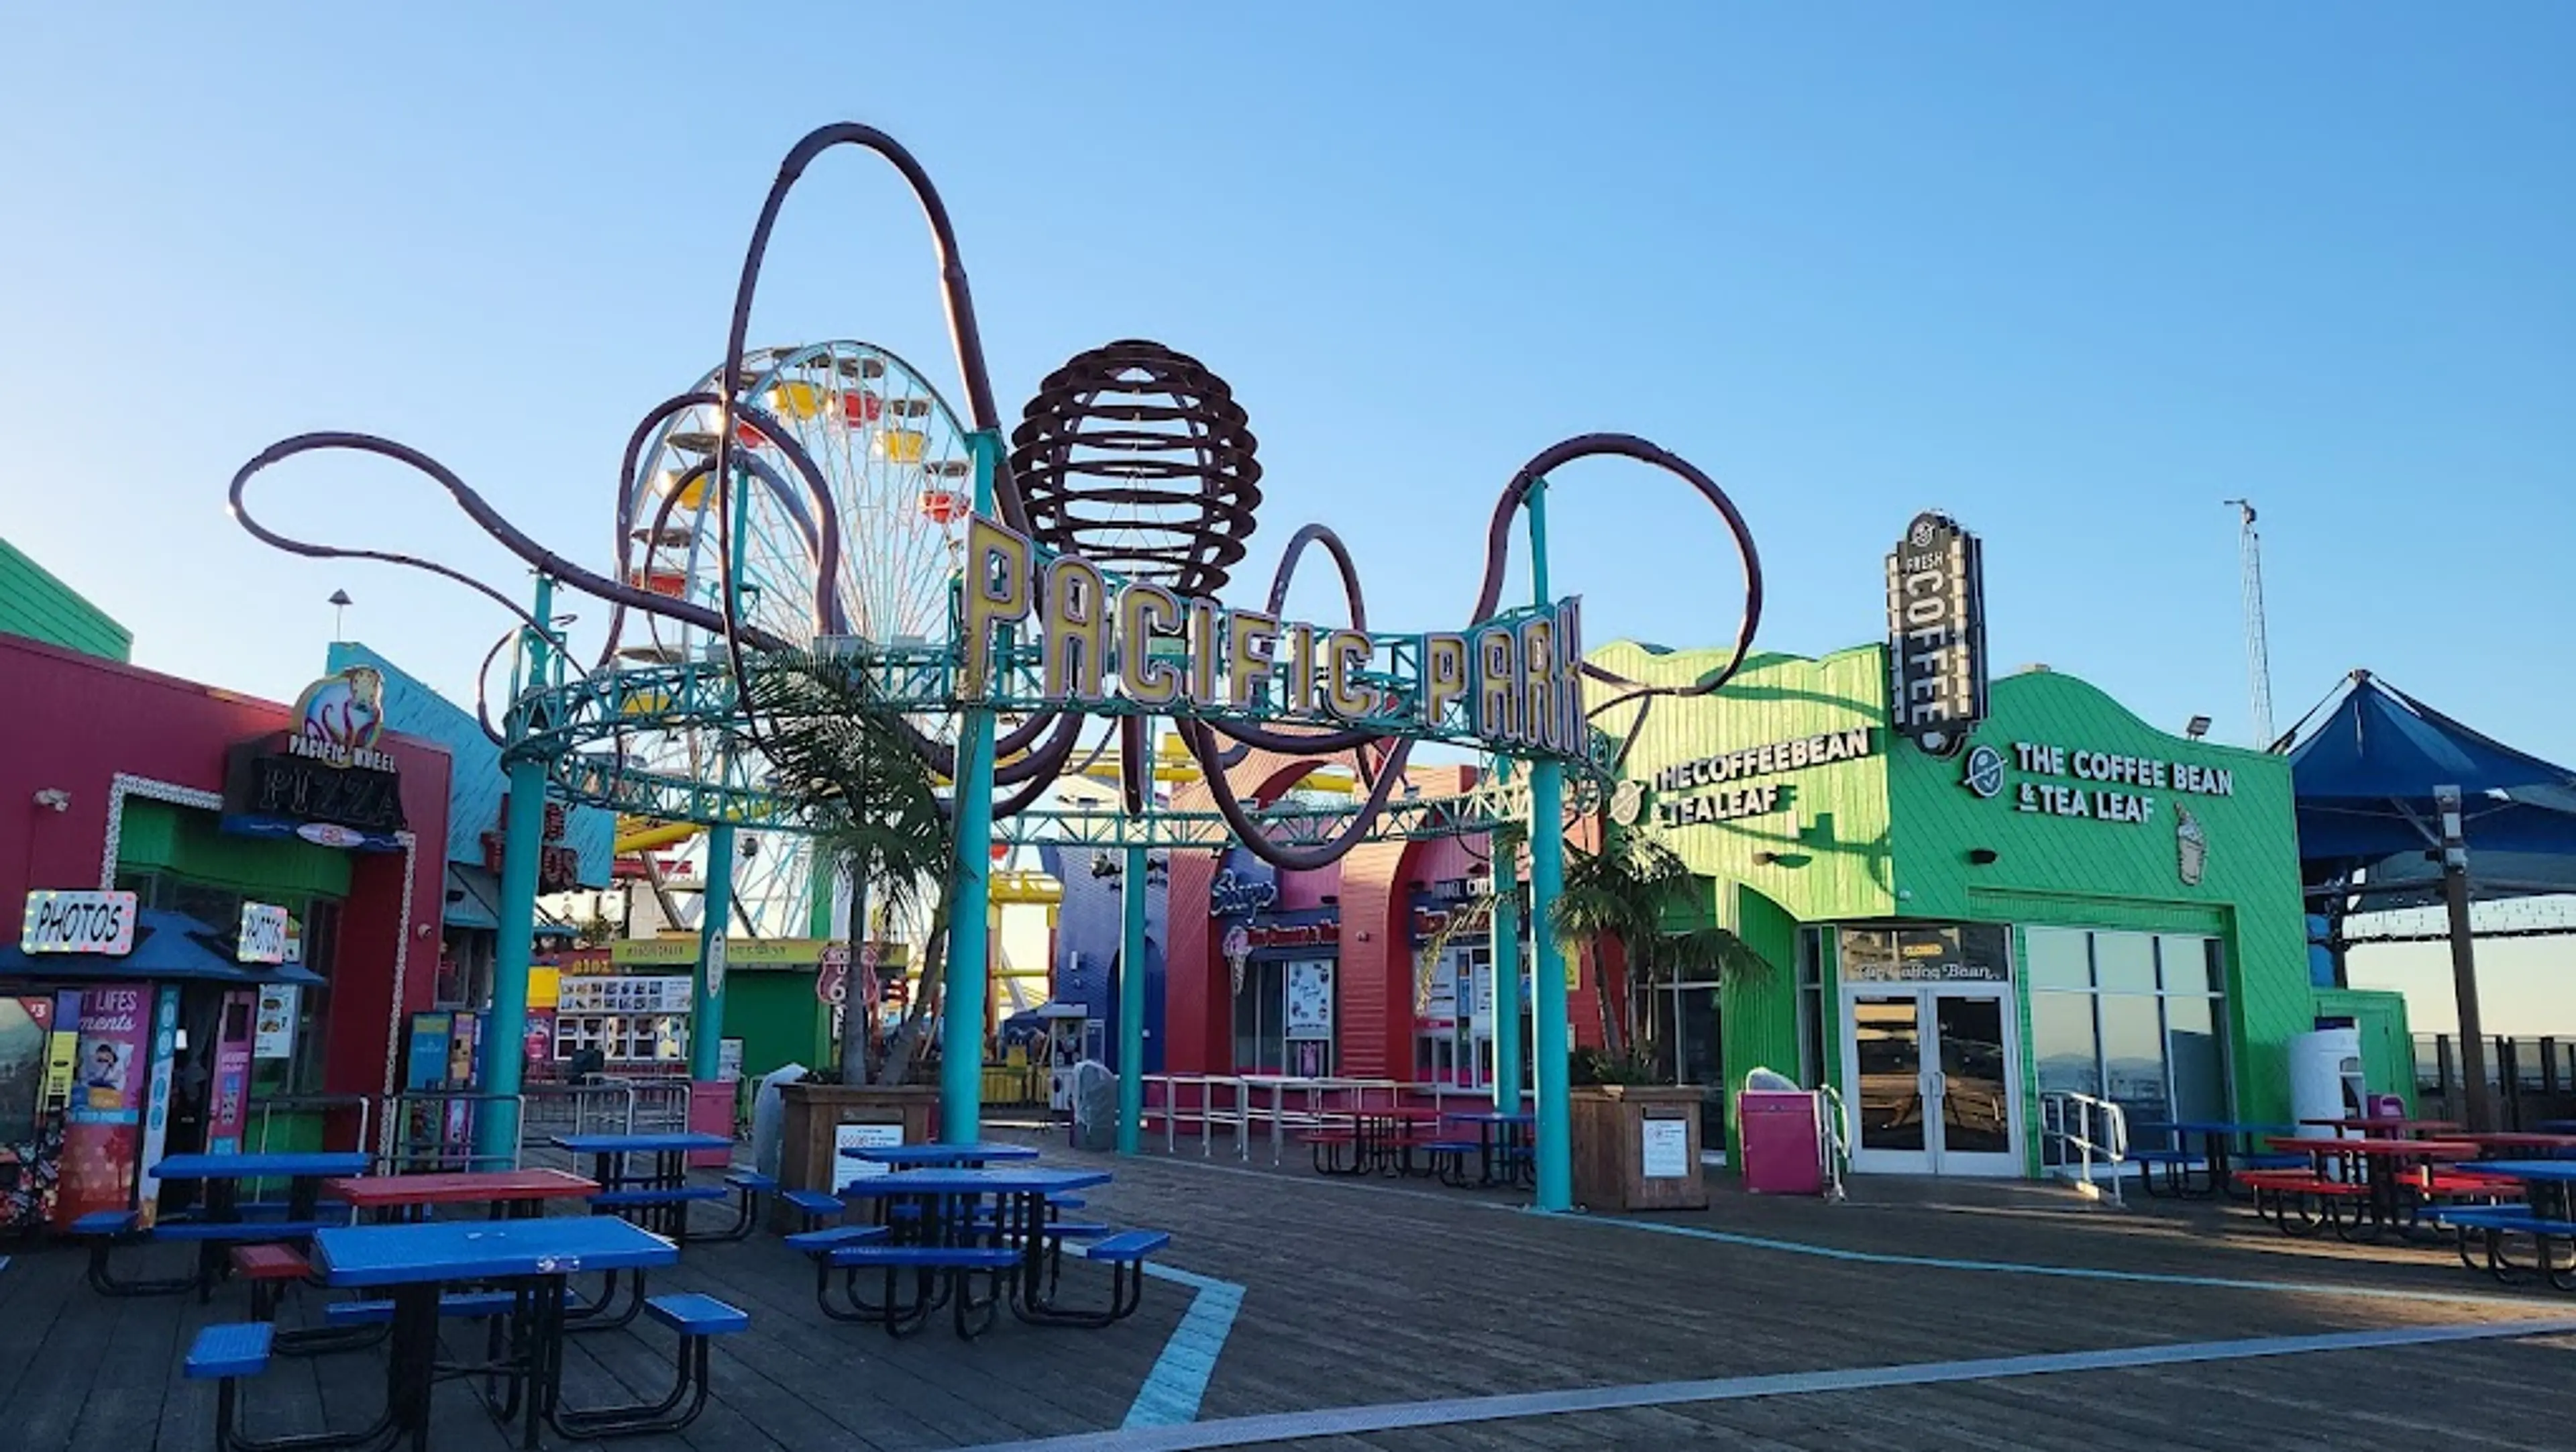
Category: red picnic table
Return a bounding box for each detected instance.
[2301,1117,2463,1137]
[325,1168,602,1224]
[2449,1132,2576,1158]
[2254,1136,2482,1240]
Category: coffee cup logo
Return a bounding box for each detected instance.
[2176,807,2207,886]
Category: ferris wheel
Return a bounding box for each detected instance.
[610,340,977,938]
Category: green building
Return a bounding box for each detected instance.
[1587,640,2408,1180]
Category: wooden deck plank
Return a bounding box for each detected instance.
[9,1131,2576,1451]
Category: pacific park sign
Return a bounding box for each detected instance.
[959,515,1591,759]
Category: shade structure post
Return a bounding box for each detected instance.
[1118,841,1148,1154]
[1524,476,1573,1211]
[475,571,554,1167]
[941,430,1005,1144]
[2434,784,2493,1131]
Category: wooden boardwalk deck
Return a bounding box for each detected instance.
[5,1132,2574,1451]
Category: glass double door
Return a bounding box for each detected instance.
[1843,988,2021,1176]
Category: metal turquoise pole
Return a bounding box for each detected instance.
[940,429,1004,1144]
[1118,840,1148,1153]
[475,571,553,1168]
[1525,476,1574,1212]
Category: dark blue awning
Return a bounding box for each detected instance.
[2288,672,2576,899]
[0,909,327,986]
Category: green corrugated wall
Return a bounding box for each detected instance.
[1589,639,2319,1174]
[0,536,131,660]
[1885,667,2314,1129]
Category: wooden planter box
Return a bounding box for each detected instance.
[1570,1084,1710,1212]
[774,1082,941,1232]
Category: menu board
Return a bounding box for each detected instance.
[557,975,694,1015]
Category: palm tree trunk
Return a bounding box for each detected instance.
[883,894,952,1088]
[839,866,871,1086]
[1594,941,1623,1055]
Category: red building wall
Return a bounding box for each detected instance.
[0,635,452,1100]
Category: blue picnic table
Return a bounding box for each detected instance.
[155,1149,371,1215]
[2430,1160,2576,1291]
[1440,1111,1536,1188]
[311,1215,679,1449]
[551,1132,737,1241]
[138,1150,372,1293]
[842,1142,1040,1168]
[2125,1121,2296,1198]
[830,1165,1118,1331]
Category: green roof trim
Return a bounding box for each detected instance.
[0,536,131,661]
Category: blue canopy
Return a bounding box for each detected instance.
[2288,672,2576,899]
[0,909,327,986]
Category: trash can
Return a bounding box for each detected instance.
[1071,1060,1118,1151]
[1737,1068,1827,1197]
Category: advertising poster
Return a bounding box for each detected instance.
[208,992,257,1154]
[523,1010,555,1075]
[1284,960,1334,1039]
[253,984,299,1059]
[135,986,181,1219]
[57,986,150,1225]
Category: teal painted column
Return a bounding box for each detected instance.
[940,431,1004,1144]
[691,825,734,1078]
[1524,476,1574,1211]
[1118,842,1147,1153]
[475,572,553,1167]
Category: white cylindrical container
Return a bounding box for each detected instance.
[2288,1027,2365,1135]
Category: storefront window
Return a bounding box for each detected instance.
[2026,927,2230,1138]
[2023,927,2092,990]
[1234,959,1334,1077]
[1413,945,1479,1086]
[1796,927,1827,1087]
[120,874,338,1098]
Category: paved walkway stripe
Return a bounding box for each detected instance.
[987,1316,2576,1451]
[1123,1263,1246,1429]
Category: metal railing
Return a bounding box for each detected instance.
[2039,1090,2129,1205]
[1138,1074,1534,1163]
[384,1091,524,1173]
[1818,1084,1851,1204]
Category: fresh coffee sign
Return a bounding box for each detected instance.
[1884,511,1988,757]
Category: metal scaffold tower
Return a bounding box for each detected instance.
[2226,499,2276,749]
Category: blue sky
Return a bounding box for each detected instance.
[6,7,2573,1031]
[5,5,2567,765]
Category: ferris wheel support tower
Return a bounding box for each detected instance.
[2226,499,2276,749]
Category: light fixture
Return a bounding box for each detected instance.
[2184,716,2212,740]
[328,589,354,640]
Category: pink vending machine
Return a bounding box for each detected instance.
[1738,1086,1827,1196]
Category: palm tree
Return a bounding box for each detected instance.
[1550,831,1763,1075]
[729,650,953,1086]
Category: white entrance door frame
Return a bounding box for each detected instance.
[1841,983,2024,1176]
